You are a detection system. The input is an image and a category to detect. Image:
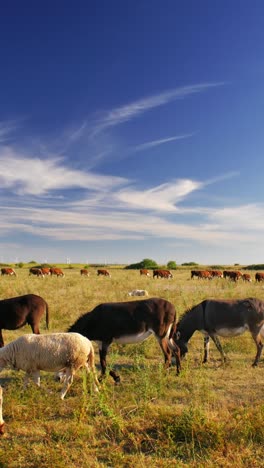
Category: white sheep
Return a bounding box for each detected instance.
[0,333,99,399]
[128,289,149,297]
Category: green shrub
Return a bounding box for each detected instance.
[125,258,158,270]
[181,262,199,266]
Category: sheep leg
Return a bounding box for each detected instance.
[32,371,41,386]
[60,368,74,400]
[84,362,99,392]
[24,370,40,389]
[86,347,100,391]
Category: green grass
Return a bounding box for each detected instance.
[0,267,263,467]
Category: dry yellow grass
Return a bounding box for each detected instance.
[0,266,263,467]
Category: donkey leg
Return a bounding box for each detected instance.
[0,331,4,348]
[211,335,226,362]
[252,335,263,367]
[28,318,40,335]
[99,341,120,383]
[157,336,172,369]
[203,336,210,363]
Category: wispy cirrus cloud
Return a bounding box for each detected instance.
[0,201,259,245]
[0,120,19,143]
[132,133,195,153]
[93,82,225,134]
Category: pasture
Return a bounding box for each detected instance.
[0,266,263,467]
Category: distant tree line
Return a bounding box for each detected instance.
[125,258,177,270]
[244,264,264,270]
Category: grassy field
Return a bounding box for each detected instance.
[0,266,263,467]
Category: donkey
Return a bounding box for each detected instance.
[0,294,49,347]
[169,298,264,367]
[68,298,181,383]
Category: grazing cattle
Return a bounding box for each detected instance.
[191,270,201,279]
[0,333,99,400]
[170,298,264,367]
[97,269,111,277]
[50,267,65,277]
[242,273,252,282]
[0,387,4,435]
[140,269,150,277]
[0,294,49,347]
[210,270,223,278]
[223,270,242,281]
[228,271,241,282]
[153,269,173,279]
[191,270,212,279]
[41,268,51,276]
[80,269,90,276]
[1,267,16,277]
[197,270,212,280]
[68,298,181,382]
[255,272,264,282]
[128,289,149,297]
[29,267,44,278]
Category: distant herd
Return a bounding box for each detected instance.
[1,266,264,282]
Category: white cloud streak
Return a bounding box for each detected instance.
[0,120,19,143]
[114,179,203,212]
[132,134,194,153]
[0,148,127,195]
[93,82,225,134]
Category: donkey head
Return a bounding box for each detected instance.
[171,330,189,358]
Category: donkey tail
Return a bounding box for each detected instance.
[45,301,49,330]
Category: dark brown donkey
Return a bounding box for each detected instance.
[169,298,264,367]
[68,298,181,382]
[0,294,49,347]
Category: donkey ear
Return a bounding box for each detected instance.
[176,331,181,340]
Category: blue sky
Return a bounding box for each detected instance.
[1,1,264,265]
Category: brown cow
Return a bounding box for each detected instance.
[153,269,173,279]
[97,269,111,278]
[0,294,49,347]
[197,270,212,280]
[242,273,252,282]
[191,270,200,279]
[80,269,90,276]
[1,268,16,277]
[50,267,65,277]
[255,272,264,282]
[191,270,212,279]
[210,270,223,278]
[140,269,150,277]
[226,271,241,282]
[41,268,51,276]
[29,267,44,278]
